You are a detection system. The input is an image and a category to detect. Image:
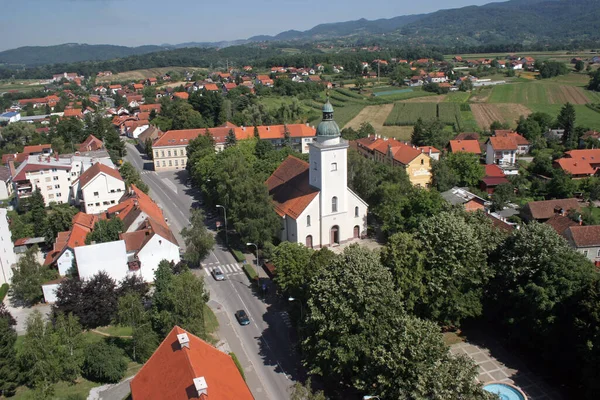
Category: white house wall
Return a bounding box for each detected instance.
[137,234,181,282]
[81,174,126,214]
[75,240,129,281]
[42,283,60,303]
[0,209,17,285]
[295,195,321,248]
[57,248,74,276]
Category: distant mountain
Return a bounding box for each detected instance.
[0,43,170,67]
[248,15,425,41]
[1,0,599,67]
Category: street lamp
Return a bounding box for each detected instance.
[216,204,227,247]
[246,242,259,281]
[363,396,381,400]
[288,297,304,321]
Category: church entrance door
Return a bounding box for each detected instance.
[331,226,339,245]
[353,225,360,238]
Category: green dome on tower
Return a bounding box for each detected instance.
[316,98,340,138]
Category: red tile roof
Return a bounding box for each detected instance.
[73,212,98,230]
[78,134,104,152]
[203,83,219,91]
[139,104,161,113]
[555,158,596,176]
[73,162,123,189]
[418,145,440,154]
[266,156,319,219]
[564,149,600,163]
[488,136,517,151]
[494,131,530,146]
[131,326,253,400]
[485,164,505,177]
[449,139,481,154]
[545,214,578,236]
[63,108,83,118]
[173,92,189,100]
[13,163,71,182]
[23,144,51,154]
[524,198,581,220]
[566,225,600,247]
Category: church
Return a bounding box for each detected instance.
[266,100,368,248]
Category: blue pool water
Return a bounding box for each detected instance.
[483,383,526,400]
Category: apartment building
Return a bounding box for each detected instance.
[12,154,116,206]
[151,123,316,171]
[71,162,126,214]
[0,208,17,285]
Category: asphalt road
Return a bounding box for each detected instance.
[124,143,302,400]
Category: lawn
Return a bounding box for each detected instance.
[95,325,133,337]
[488,79,594,105]
[527,104,600,130]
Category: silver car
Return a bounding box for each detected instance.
[212,268,225,281]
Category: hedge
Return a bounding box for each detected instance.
[229,247,245,262]
[243,264,258,281]
[230,352,245,380]
[0,284,8,301]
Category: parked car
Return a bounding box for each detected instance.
[235,310,250,325]
[212,268,224,281]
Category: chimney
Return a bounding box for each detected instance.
[177,333,190,349]
[193,377,208,397]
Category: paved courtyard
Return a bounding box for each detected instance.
[451,341,563,400]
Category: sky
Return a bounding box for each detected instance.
[0,0,499,51]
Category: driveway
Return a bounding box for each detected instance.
[3,297,51,335]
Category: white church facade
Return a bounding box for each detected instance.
[267,100,368,248]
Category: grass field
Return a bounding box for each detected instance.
[488,81,591,104]
[528,104,600,130]
[345,104,412,140]
[384,103,465,128]
[0,80,46,92]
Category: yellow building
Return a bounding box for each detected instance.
[353,136,439,187]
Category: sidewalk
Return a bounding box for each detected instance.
[243,253,270,279]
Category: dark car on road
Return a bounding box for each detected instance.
[235,310,250,325]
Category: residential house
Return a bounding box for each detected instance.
[0,209,17,285]
[486,136,517,166]
[71,162,125,214]
[267,102,368,248]
[52,72,81,82]
[12,154,115,206]
[428,72,448,83]
[441,187,488,212]
[139,103,161,114]
[173,92,189,100]
[2,144,52,165]
[78,134,104,152]
[553,158,597,178]
[0,111,21,124]
[494,131,530,154]
[520,198,581,222]
[152,123,316,171]
[125,120,150,139]
[480,164,509,194]
[136,126,162,148]
[203,84,220,92]
[130,326,253,400]
[418,146,441,161]
[449,139,481,155]
[0,165,13,200]
[133,83,144,91]
[146,78,158,86]
[354,136,436,187]
[63,108,83,119]
[563,225,600,265]
[126,94,144,108]
[109,84,122,94]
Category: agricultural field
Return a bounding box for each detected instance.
[96,66,205,83]
[471,103,532,130]
[345,104,413,140]
[0,79,47,92]
[384,103,467,129]
[488,81,591,104]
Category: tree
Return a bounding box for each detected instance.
[0,318,19,396]
[558,102,577,149]
[181,209,215,267]
[589,68,600,92]
[85,218,124,244]
[18,311,62,397]
[28,188,47,237]
[575,60,585,72]
[416,211,493,326]
[487,223,595,350]
[52,278,84,320]
[302,245,489,398]
[411,118,452,149]
[491,183,514,211]
[225,128,237,148]
[548,168,577,199]
[272,242,314,302]
[435,152,485,188]
[459,79,473,92]
[10,247,58,305]
[380,232,426,313]
[117,292,157,362]
[354,77,365,91]
[79,272,118,329]
[82,342,127,383]
[152,266,208,339]
[289,378,326,400]
[43,204,78,244]
[119,162,149,193]
[117,274,149,299]
[53,312,84,382]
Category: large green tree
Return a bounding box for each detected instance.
[272,242,314,302]
[558,102,577,149]
[0,317,19,396]
[181,208,215,267]
[117,292,157,362]
[10,247,58,305]
[411,118,452,149]
[434,152,485,189]
[53,312,84,382]
[119,162,149,193]
[85,218,124,244]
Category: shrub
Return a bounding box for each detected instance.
[0,283,8,301]
[230,248,245,262]
[243,264,258,281]
[230,352,245,380]
[82,341,127,383]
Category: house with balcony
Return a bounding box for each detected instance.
[71,162,125,214]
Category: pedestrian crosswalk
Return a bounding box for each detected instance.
[140,170,155,175]
[202,263,244,277]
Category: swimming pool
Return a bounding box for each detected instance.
[483,382,527,400]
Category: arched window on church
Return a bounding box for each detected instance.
[355,206,359,217]
[332,196,338,213]
[307,215,311,227]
